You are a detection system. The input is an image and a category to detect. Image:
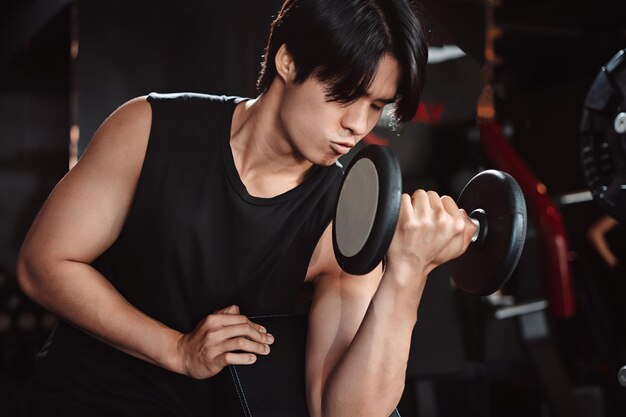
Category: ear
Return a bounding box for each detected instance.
[275,44,296,83]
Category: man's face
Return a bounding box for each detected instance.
[278,54,401,166]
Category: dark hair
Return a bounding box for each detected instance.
[256,0,428,125]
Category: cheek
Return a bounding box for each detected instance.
[368,112,381,130]
[280,99,314,139]
[284,99,334,139]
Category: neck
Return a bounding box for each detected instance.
[229,82,315,197]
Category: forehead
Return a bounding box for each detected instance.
[368,54,401,100]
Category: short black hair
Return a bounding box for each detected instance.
[256,0,428,125]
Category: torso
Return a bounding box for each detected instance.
[228,100,340,286]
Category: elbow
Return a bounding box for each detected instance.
[306,381,323,417]
[16,252,45,303]
[16,254,35,298]
[320,381,404,417]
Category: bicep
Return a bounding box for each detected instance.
[19,96,152,267]
[305,223,383,414]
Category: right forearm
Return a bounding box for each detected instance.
[17,257,183,373]
[320,262,425,417]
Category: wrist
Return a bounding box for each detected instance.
[156,327,186,375]
[384,256,431,285]
[379,258,429,314]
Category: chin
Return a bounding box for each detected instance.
[298,148,335,167]
[317,159,338,167]
[313,152,341,167]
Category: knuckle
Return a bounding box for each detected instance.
[236,337,247,349]
[203,331,216,344]
[204,346,216,360]
[247,324,258,335]
[412,189,426,198]
[400,217,418,233]
[400,194,413,210]
[440,195,454,205]
[245,324,259,337]
[204,315,216,327]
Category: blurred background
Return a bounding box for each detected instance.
[1,0,625,416]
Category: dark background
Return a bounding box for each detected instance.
[1,0,625,416]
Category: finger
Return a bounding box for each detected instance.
[410,189,429,217]
[214,323,274,345]
[440,196,461,217]
[216,352,257,367]
[221,336,271,356]
[455,214,478,252]
[223,305,240,315]
[397,193,413,223]
[426,191,445,213]
[445,206,477,249]
[214,304,240,315]
[214,310,269,334]
[458,207,480,243]
[440,196,468,234]
[203,314,253,331]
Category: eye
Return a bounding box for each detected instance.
[370,103,383,111]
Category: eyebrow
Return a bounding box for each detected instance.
[368,94,396,104]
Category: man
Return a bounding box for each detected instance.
[17,0,475,415]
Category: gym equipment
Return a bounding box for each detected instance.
[333,145,402,276]
[619,365,626,387]
[581,48,626,392]
[580,48,626,223]
[333,145,527,296]
[451,170,527,295]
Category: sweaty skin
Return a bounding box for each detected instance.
[17,44,476,417]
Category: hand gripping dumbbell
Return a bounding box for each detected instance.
[332,145,527,295]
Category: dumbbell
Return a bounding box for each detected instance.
[332,145,527,295]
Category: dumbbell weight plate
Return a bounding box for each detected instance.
[580,48,626,223]
[449,170,527,295]
[333,145,402,275]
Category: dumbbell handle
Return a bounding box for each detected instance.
[467,209,487,245]
[470,218,481,243]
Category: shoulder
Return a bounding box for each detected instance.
[145,92,248,131]
[105,95,152,125]
[85,96,152,168]
[82,93,233,161]
[146,92,246,113]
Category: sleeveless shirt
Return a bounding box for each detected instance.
[24,93,344,416]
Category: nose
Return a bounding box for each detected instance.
[341,101,369,137]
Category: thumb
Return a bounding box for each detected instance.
[459,209,478,249]
[215,304,240,315]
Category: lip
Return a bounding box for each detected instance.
[330,141,354,155]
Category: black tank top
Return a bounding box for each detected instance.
[25,93,343,416]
